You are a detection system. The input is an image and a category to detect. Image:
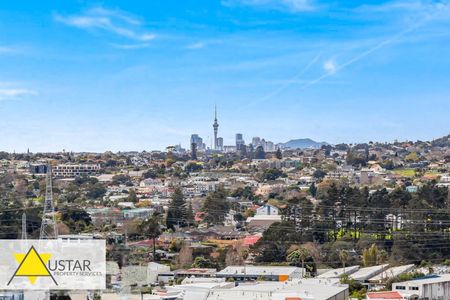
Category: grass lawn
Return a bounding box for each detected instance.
[392,168,416,177]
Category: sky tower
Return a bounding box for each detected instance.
[213,105,219,150]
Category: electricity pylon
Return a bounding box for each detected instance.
[39,165,58,239]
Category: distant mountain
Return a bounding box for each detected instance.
[278,138,328,149]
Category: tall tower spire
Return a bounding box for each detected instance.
[213,105,219,150]
[39,165,58,239]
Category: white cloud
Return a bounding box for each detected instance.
[282,0,316,11]
[223,0,317,12]
[186,42,206,49]
[0,45,20,55]
[323,59,337,74]
[357,0,433,13]
[54,7,156,42]
[0,89,37,101]
[111,43,151,50]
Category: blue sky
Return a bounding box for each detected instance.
[0,0,449,152]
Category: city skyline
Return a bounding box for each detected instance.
[1,1,450,152]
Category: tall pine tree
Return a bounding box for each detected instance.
[167,187,187,229]
[202,186,229,225]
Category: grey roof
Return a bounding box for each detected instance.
[349,264,389,281]
[216,265,303,276]
[317,265,360,278]
[369,264,415,282]
[393,274,450,286]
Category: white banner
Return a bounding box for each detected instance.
[0,239,106,290]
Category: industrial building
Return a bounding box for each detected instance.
[392,274,450,300]
[216,265,304,281]
[155,278,348,300]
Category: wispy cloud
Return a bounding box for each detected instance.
[245,53,321,107]
[186,42,206,50]
[356,0,437,13]
[222,0,318,12]
[294,2,450,92]
[323,59,336,74]
[111,43,150,49]
[0,46,13,54]
[54,6,156,42]
[0,89,37,101]
[0,45,20,55]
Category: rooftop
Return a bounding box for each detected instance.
[216,265,302,276]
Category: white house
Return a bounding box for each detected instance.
[147,262,171,284]
[256,204,279,216]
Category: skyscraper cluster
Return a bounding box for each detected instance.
[189,106,276,155]
[190,134,205,151]
[251,137,275,152]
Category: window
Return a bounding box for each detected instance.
[396,286,406,290]
[409,286,419,290]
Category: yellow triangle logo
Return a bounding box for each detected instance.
[8,246,56,285]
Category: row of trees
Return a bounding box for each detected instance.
[253,181,450,267]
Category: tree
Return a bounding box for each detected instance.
[166,187,187,229]
[86,182,106,199]
[261,168,286,181]
[253,221,304,263]
[202,186,229,225]
[192,256,215,268]
[309,183,317,197]
[275,148,282,159]
[313,169,327,179]
[0,151,9,160]
[405,152,419,162]
[191,143,197,160]
[378,249,388,265]
[346,151,367,167]
[287,247,310,271]
[139,216,162,260]
[126,189,138,203]
[185,162,202,173]
[185,202,195,226]
[254,146,266,159]
[231,186,255,200]
[112,174,133,186]
[61,207,92,233]
[143,169,157,179]
[339,249,349,274]
[362,244,380,267]
[390,188,411,208]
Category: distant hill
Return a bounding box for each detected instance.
[278,138,328,149]
[431,134,450,147]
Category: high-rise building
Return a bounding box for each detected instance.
[252,137,261,147]
[213,106,219,150]
[190,134,205,150]
[236,133,245,150]
[264,141,275,152]
[217,137,224,151]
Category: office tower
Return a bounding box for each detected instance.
[265,141,275,152]
[236,133,245,150]
[217,137,224,151]
[252,137,261,147]
[190,134,204,151]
